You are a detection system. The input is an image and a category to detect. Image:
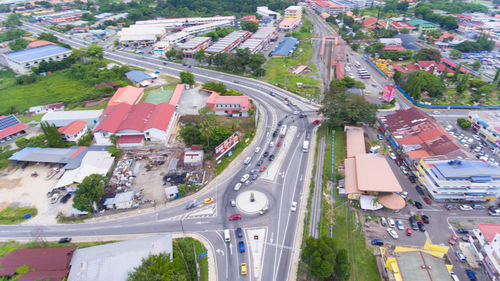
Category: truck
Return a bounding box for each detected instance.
[303,140,309,153]
[279,124,287,138]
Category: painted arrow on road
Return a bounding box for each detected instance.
[216,249,224,256]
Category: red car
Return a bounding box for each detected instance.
[449,235,458,245]
[406,228,412,236]
[423,197,432,205]
[277,142,281,147]
[259,165,267,172]
[313,120,320,125]
[229,214,242,221]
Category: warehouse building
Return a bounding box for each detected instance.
[134,16,235,29]
[158,20,232,48]
[271,37,298,57]
[3,45,72,74]
[178,36,212,58]
[256,6,281,20]
[205,30,251,54]
[118,25,166,45]
[41,110,103,128]
[0,115,27,142]
[238,26,277,53]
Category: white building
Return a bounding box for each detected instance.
[3,45,72,74]
[118,26,166,45]
[468,111,500,148]
[177,37,211,58]
[257,6,281,20]
[104,191,135,209]
[164,186,179,200]
[134,16,235,29]
[41,110,103,128]
[473,224,500,279]
[58,120,87,142]
[155,20,231,50]
[28,102,64,115]
[284,5,303,20]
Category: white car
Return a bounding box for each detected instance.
[459,205,473,211]
[234,183,242,191]
[400,192,408,199]
[269,141,274,147]
[291,201,297,212]
[389,153,397,160]
[255,146,261,153]
[240,174,250,183]
[243,157,252,165]
[387,217,395,228]
[400,166,408,175]
[387,228,399,239]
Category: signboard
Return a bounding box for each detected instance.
[215,133,239,160]
[198,252,208,258]
[382,85,396,102]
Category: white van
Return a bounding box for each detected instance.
[224,229,230,243]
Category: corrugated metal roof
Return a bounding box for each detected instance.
[4,45,71,63]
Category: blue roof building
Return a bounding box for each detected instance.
[125,70,153,86]
[418,159,500,201]
[3,45,72,74]
[271,37,298,57]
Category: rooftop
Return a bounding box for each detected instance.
[397,251,452,281]
[4,45,71,63]
[345,126,366,158]
[125,70,153,84]
[407,19,439,27]
[205,30,250,53]
[107,86,144,108]
[178,36,211,49]
[58,120,86,135]
[0,115,27,139]
[27,40,56,48]
[279,17,297,27]
[477,224,500,242]
[205,91,251,108]
[272,37,298,56]
[355,154,403,193]
[42,110,103,122]
[428,159,500,180]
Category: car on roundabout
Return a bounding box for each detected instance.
[229,214,242,221]
[204,197,214,204]
[240,174,250,182]
[234,183,242,191]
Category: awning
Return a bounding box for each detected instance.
[378,193,406,210]
[360,195,384,210]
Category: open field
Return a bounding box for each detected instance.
[0,206,37,225]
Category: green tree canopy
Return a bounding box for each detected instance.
[202,81,227,94]
[240,20,259,32]
[127,253,187,281]
[40,121,65,148]
[413,48,441,62]
[179,71,195,85]
[449,49,462,59]
[301,236,338,279]
[86,44,104,59]
[73,174,106,213]
[5,13,21,27]
[320,90,377,127]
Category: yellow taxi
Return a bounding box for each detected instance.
[204,197,214,204]
[240,263,247,275]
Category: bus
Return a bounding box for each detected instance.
[279,124,287,138]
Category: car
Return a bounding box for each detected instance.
[243,157,252,165]
[417,221,426,232]
[259,207,268,215]
[387,228,399,239]
[230,200,236,207]
[268,154,275,161]
[299,113,306,118]
[457,228,469,234]
[186,202,197,210]
[236,227,243,238]
[421,215,429,224]
[257,159,264,166]
[414,201,423,209]
[241,263,247,275]
[238,241,245,253]
[229,214,242,221]
[400,166,408,175]
[415,185,424,195]
[400,192,408,199]
[313,120,320,125]
[395,219,404,230]
[489,209,500,216]
[272,130,278,137]
[472,204,485,210]
[58,237,72,243]
[380,217,387,227]
[277,142,281,147]
[389,153,397,160]
[465,269,477,281]
[446,204,457,210]
[423,197,432,205]
[249,169,259,175]
[387,217,395,228]
[269,141,274,147]
[406,228,412,236]
[293,111,299,115]
[291,201,297,211]
[456,251,466,262]
[449,235,458,245]
[371,239,384,246]
[251,174,258,180]
[60,193,71,204]
[462,235,471,242]
[263,151,269,158]
[409,216,418,230]
[489,206,498,211]
[377,134,383,140]
[240,174,250,182]
[234,183,242,191]
[459,205,473,211]
[259,165,267,172]
[255,146,261,153]
[204,197,214,204]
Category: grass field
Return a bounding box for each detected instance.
[144,89,173,104]
[318,128,380,281]
[0,207,37,225]
[0,70,95,114]
[0,70,17,91]
[0,240,114,258]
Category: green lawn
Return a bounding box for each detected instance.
[417,87,500,107]
[319,128,380,281]
[173,237,208,281]
[262,40,321,100]
[0,240,115,258]
[0,207,37,225]
[0,70,17,91]
[0,70,95,114]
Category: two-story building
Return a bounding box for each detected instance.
[204,90,251,117]
[468,111,500,148]
[58,120,87,142]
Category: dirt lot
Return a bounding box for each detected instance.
[0,164,74,225]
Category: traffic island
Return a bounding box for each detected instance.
[235,190,268,214]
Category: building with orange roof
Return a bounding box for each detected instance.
[204,89,251,117]
[58,120,87,142]
[279,17,299,31]
[106,86,144,109]
[27,40,56,48]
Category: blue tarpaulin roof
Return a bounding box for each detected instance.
[272,37,298,57]
[125,70,153,84]
[5,45,71,63]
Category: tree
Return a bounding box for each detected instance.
[457,118,471,129]
[413,48,441,62]
[5,13,21,27]
[320,90,377,127]
[471,60,481,71]
[72,174,106,213]
[197,106,217,147]
[87,44,104,59]
[38,32,59,43]
[40,121,65,148]
[400,28,410,34]
[494,68,500,83]
[202,81,226,94]
[456,73,470,94]
[8,38,27,51]
[301,236,337,279]
[80,13,95,22]
[449,49,462,59]
[179,71,195,85]
[240,20,259,32]
[180,125,202,145]
[333,249,350,280]
[165,49,177,60]
[175,49,184,60]
[127,253,187,281]
[193,49,205,62]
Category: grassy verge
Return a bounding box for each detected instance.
[0,70,17,91]
[0,207,37,225]
[173,237,208,281]
[319,128,380,281]
[0,240,115,257]
[16,114,43,123]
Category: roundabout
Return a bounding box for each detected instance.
[235,190,268,214]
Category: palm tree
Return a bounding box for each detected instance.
[371,197,380,208]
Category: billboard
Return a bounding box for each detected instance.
[215,133,239,160]
[383,85,396,102]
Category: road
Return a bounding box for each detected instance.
[1,18,320,281]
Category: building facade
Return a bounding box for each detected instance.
[473,224,500,279]
[468,111,500,149]
[4,45,72,74]
[205,90,251,117]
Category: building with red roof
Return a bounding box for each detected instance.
[106,86,144,110]
[27,40,56,48]
[389,21,416,31]
[0,246,76,281]
[416,60,437,72]
[58,120,87,142]
[473,224,500,278]
[0,115,27,141]
[405,64,420,71]
[94,102,176,146]
[392,64,407,73]
[204,90,251,117]
[335,62,345,79]
[383,45,406,51]
[440,57,474,74]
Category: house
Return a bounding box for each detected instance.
[416,60,437,72]
[3,45,72,74]
[363,17,385,29]
[406,19,439,33]
[183,148,204,168]
[104,191,135,209]
[164,185,179,200]
[58,120,87,142]
[93,102,176,146]
[125,70,154,87]
[28,102,64,115]
[205,90,251,117]
[439,32,458,42]
[279,17,299,31]
[41,109,103,128]
[389,21,416,31]
[0,246,76,281]
[106,86,144,109]
[0,115,27,141]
